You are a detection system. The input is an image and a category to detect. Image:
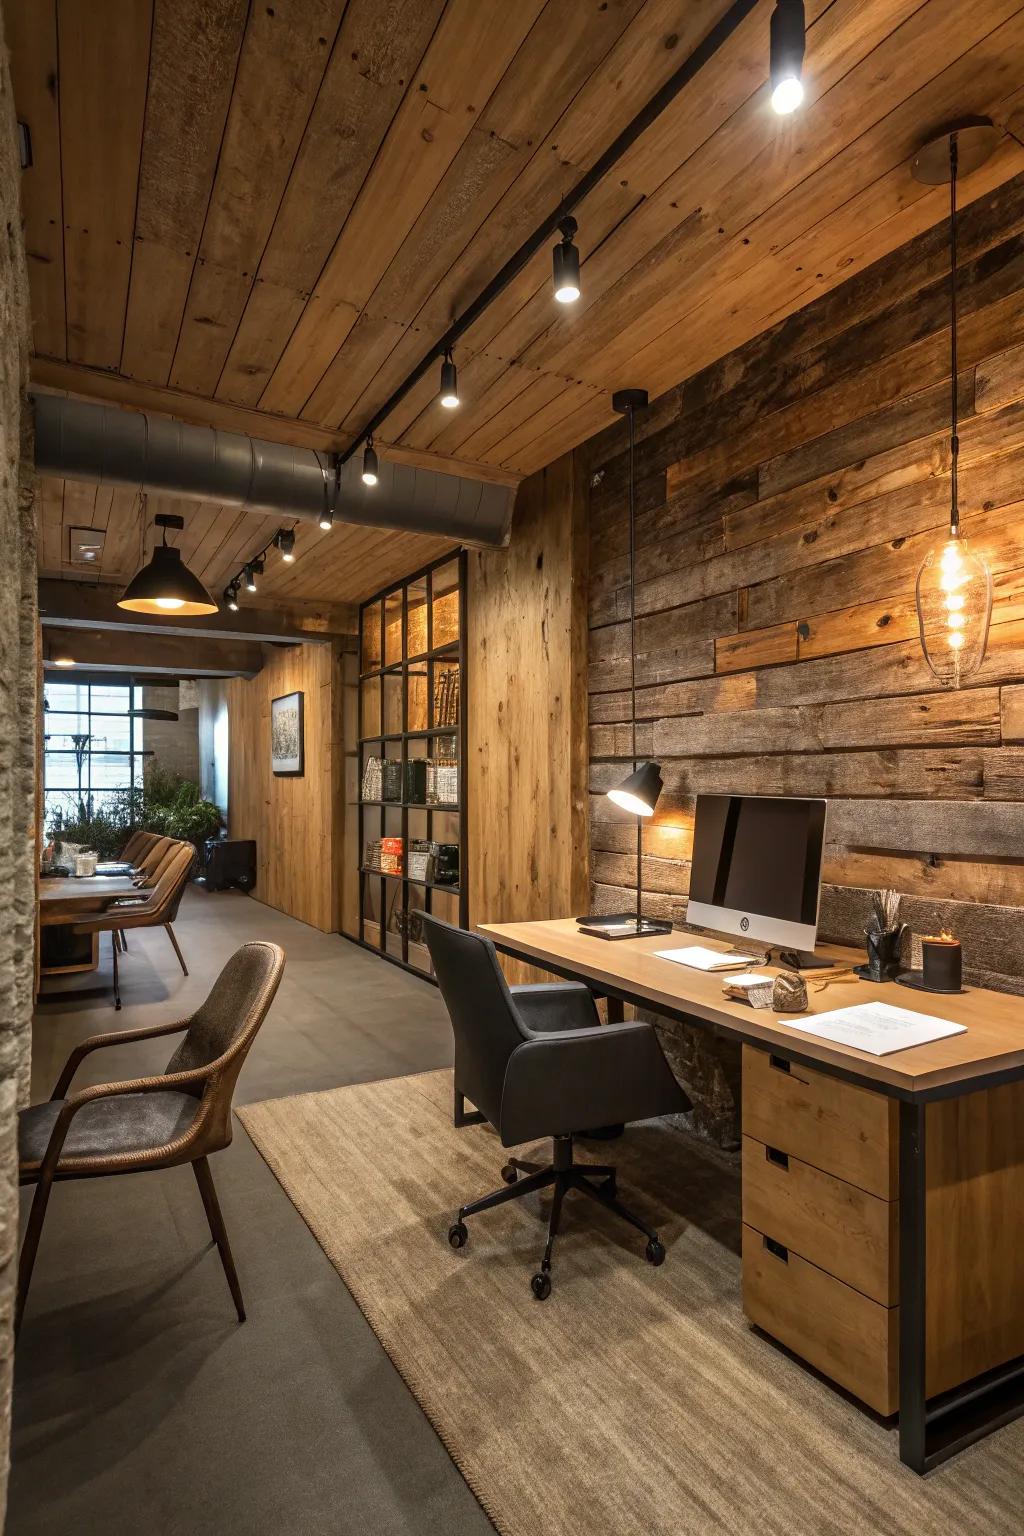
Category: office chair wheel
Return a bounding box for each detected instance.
[500,1163,518,1185]
[530,1272,552,1301]
[645,1239,666,1267]
[448,1222,468,1250]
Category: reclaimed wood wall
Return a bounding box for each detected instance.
[468,453,590,984]
[585,171,1024,994]
[226,640,343,933]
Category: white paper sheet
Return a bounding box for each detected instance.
[654,946,758,972]
[789,1001,966,1056]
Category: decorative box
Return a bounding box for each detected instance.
[408,840,435,882]
[433,843,459,886]
[380,836,403,875]
[364,839,382,871]
[381,759,402,802]
[404,759,428,805]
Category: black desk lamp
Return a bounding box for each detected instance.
[601,389,672,938]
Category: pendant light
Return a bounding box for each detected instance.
[552,215,581,303]
[362,437,379,485]
[606,388,671,937]
[118,511,218,615]
[912,120,998,688]
[439,348,459,408]
[769,0,805,115]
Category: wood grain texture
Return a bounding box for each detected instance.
[226,641,342,932]
[585,170,1024,988]
[468,454,589,985]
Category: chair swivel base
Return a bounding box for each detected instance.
[447,1134,665,1300]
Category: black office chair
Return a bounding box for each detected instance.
[424,916,690,1299]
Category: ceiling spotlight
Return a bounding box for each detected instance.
[319,506,334,532]
[552,214,581,303]
[770,0,805,115]
[439,348,459,409]
[244,560,263,594]
[225,584,240,612]
[275,527,296,562]
[362,437,379,486]
[118,512,218,615]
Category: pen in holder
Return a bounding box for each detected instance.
[863,924,906,982]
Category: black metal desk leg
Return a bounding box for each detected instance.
[899,1099,927,1472]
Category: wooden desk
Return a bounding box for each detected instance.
[480,918,1024,1474]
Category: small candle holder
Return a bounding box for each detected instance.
[896,931,965,994]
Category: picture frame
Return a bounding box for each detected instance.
[271,691,304,777]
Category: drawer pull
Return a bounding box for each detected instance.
[769,1054,791,1075]
[766,1146,789,1171]
[764,1236,789,1264]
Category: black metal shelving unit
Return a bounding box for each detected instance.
[355,550,467,979]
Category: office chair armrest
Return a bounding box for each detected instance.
[51,1018,191,1100]
[510,982,599,1036]
[501,1020,688,1146]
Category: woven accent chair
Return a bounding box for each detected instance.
[68,841,196,1008]
[16,939,285,1336]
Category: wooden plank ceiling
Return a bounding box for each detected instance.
[11,0,1024,606]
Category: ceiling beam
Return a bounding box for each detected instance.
[43,625,264,678]
[38,578,358,646]
[29,358,522,489]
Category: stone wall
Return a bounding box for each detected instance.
[0,2,40,1518]
[141,684,199,784]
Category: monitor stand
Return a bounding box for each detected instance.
[771,947,834,971]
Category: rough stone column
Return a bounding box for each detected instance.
[0,1,39,1520]
[641,1011,742,1150]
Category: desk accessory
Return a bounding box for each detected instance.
[601,388,672,940]
[856,888,906,982]
[578,915,674,940]
[655,944,757,971]
[722,971,807,1010]
[897,931,965,994]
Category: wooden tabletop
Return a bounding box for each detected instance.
[39,875,138,919]
[478,918,1024,1100]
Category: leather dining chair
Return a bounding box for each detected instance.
[16,940,285,1335]
[424,916,689,1299]
[120,828,158,866]
[56,841,197,1008]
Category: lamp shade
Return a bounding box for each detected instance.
[118,544,218,615]
[606,760,663,818]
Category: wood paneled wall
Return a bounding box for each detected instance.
[468,453,589,984]
[586,171,1024,994]
[226,641,342,933]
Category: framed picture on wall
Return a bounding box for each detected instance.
[271,691,304,777]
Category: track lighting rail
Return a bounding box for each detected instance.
[338,0,762,466]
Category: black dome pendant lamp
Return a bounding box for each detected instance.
[119,509,218,616]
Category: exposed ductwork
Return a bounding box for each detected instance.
[32,393,514,549]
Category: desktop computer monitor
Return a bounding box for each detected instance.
[685,794,827,954]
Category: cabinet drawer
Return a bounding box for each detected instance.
[742,1044,897,1198]
[742,1137,897,1305]
[742,1224,897,1415]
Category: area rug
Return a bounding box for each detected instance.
[238,1070,1024,1536]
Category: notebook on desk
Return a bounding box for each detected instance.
[654,945,759,971]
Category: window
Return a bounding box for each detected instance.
[43,681,145,833]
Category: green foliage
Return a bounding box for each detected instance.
[47,763,222,858]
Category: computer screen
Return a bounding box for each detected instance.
[685,794,827,951]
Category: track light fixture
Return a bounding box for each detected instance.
[552,215,581,304]
[770,0,805,115]
[439,348,459,409]
[225,583,240,612]
[244,559,263,594]
[362,437,379,486]
[319,506,334,532]
[274,527,296,562]
[119,511,218,615]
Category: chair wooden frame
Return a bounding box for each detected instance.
[17,940,285,1336]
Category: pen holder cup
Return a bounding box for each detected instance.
[864,924,906,982]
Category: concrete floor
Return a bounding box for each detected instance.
[10,889,494,1536]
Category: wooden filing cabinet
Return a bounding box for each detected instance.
[741,1044,1024,1416]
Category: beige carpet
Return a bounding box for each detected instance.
[238,1070,1024,1536]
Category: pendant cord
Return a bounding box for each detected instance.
[950,133,960,535]
[627,402,641,929]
